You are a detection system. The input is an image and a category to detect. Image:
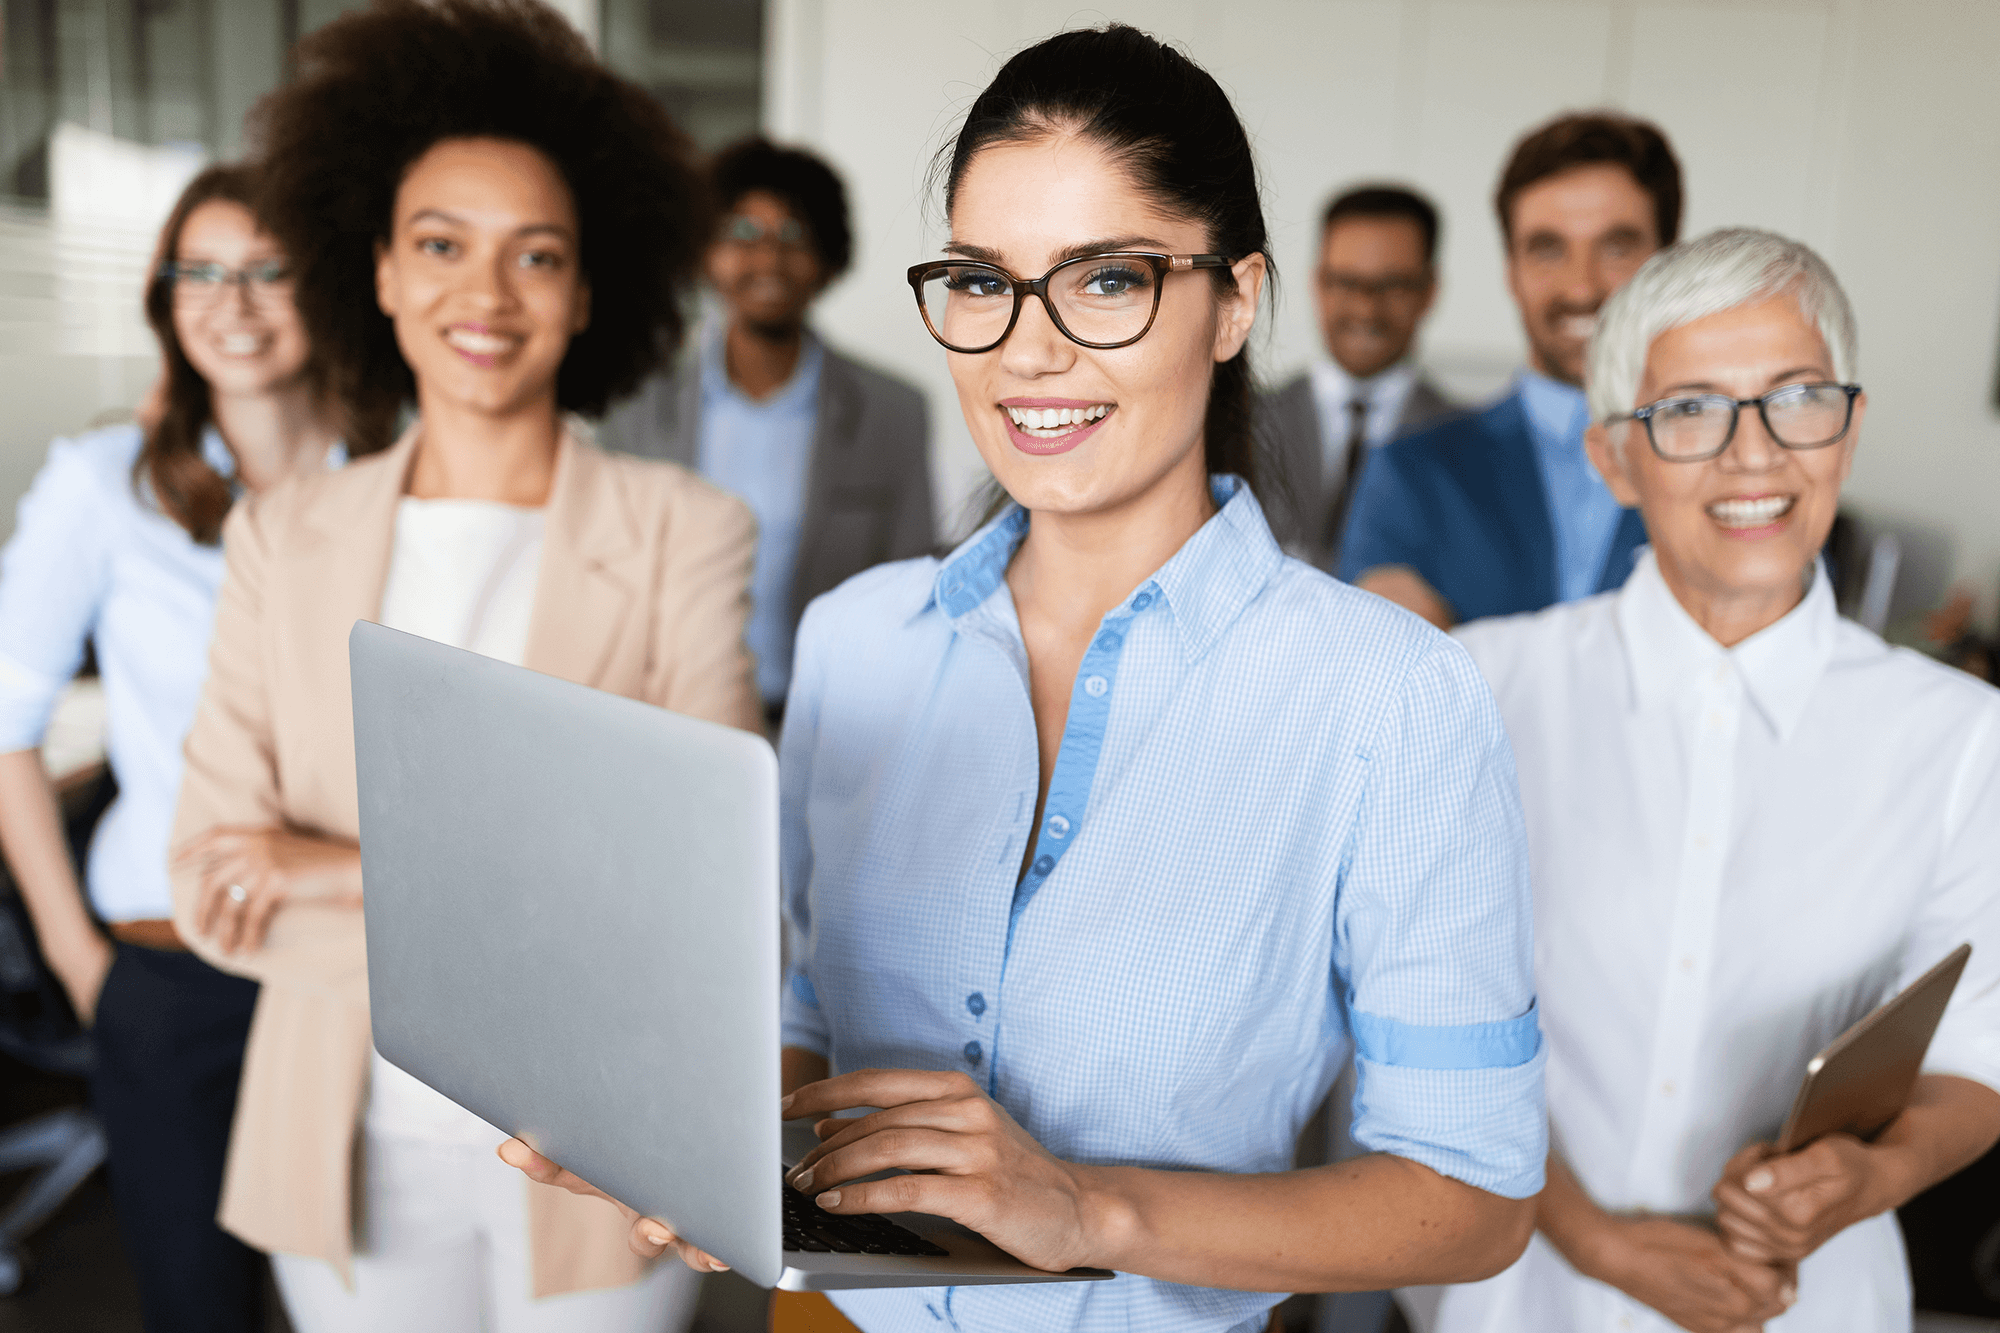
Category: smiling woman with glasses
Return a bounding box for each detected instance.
[1443,228,2000,1333]
[512,22,1547,1333]
[0,162,345,1333]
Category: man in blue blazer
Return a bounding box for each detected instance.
[1339,113,1682,627]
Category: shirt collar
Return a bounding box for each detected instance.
[200,426,348,497]
[700,317,823,412]
[1516,367,1589,451]
[1616,548,1837,741]
[929,475,1285,663]
[1311,356,1416,407]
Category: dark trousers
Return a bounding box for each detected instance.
[89,942,263,1333]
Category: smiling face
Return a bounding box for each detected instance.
[170,199,312,399]
[1586,294,1861,626]
[375,137,589,422]
[705,189,826,337]
[1505,163,1659,385]
[942,133,1263,519]
[1315,214,1435,379]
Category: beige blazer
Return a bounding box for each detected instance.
[169,423,760,1293]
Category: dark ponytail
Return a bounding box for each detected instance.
[942,24,1271,488]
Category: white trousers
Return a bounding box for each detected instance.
[273,1131,701,1333]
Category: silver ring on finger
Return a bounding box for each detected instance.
[228,882,248,904]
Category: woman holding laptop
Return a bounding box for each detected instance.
[168,1,758,1329]
[510,24,1548,1333]
[1436,230,2000,1332]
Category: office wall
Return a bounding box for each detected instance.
[765,0,2000,625]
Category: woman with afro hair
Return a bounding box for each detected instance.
[166,2,759,1328]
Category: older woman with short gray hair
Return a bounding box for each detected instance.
[1435,227,2000,1333]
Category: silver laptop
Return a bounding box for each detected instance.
[350,621,1112,1291]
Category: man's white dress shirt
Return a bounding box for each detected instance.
[1309,358,1418,480]
[1442,550,2000,1333]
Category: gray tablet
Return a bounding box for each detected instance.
[1775,942,1972,1153]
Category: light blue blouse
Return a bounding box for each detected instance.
[779,478,1546,1333]
[0,424,338,921]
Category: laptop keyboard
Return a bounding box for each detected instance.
[782,1171,949,1258]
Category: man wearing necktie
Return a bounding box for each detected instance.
[1255,186,1462,569]
[1338,113,1678,628]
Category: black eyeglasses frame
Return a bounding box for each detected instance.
[1610,381,1863,463]
[905,251,1236,354]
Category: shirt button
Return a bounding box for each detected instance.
[966,992,986,1017]
[1132,592,1153,611]
[963,1040,983,1066]
[1706,710,1725,729]
[1661,1081,1676,1097]
[1679,956,1694,973]
[1094,631,1123,652]
[1032,855,1054,877]
[1045,815,1070,839]
[1082,675,1108,698]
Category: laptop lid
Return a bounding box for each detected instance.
[351,621,786,1285]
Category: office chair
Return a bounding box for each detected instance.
[0,767,114,1297]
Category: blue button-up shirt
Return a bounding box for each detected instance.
[779,479,1546,1333]
[0,424,341,921]
[698,324,823,705]
[1519,369,1624,604]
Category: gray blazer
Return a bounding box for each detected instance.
[597,339,935,625]
[1252,369,1460,569]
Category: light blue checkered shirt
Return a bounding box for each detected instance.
[779,478,1546,1333]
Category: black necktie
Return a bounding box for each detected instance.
[1324,395,1370,557]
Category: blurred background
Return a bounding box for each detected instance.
[1,0,1998,1329]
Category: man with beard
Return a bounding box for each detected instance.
[601,137,934,718]
[1256,186,1462,568]
[1338,114,1680,628]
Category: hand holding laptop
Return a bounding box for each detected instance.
[496,1138,733,1274]
[497,1064,1103,1278]
[781,1068,1102,1276]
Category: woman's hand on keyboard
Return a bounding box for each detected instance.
[496,1137,733,1272]
[782,1068,1109,1273]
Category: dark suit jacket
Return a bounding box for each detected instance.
[1335,389,1648,624]
[1253,369,1461,568]
[597,339,935,625]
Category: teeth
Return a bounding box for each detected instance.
[1560,314,1598,339]
[446,327,514,355]
[219,333,265,355]
[1005,404,1109,435]
[1706,495,1795,527]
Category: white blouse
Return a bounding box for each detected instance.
[1439,551,2000,1333]
[366,496,545,1148]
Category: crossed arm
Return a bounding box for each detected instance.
[502,1046,1535,1292]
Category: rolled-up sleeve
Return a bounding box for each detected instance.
[0,440,109,752]
[1338,636,1547,1198]
[777,597,830,1057]
[1914,699,2000,1091]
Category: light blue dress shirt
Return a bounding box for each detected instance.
[0,424,341,921]
[779,479,1546,1333]
[698,324,823,705]
[1519,369,1624,604]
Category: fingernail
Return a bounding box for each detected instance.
[780,1093,795,1112]
[1745,1168,1774,1192]
[708,1259,731,1271]
[817,1190,841,1209]
[1781,1284,1797,1306]
[792,1168,813,1192]
[645,1226,673,1246]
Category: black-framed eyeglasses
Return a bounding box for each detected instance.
[906,251,1236,354]
[158,259,293,304]
[1611,382,1862,462]
[721,214,808,250]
